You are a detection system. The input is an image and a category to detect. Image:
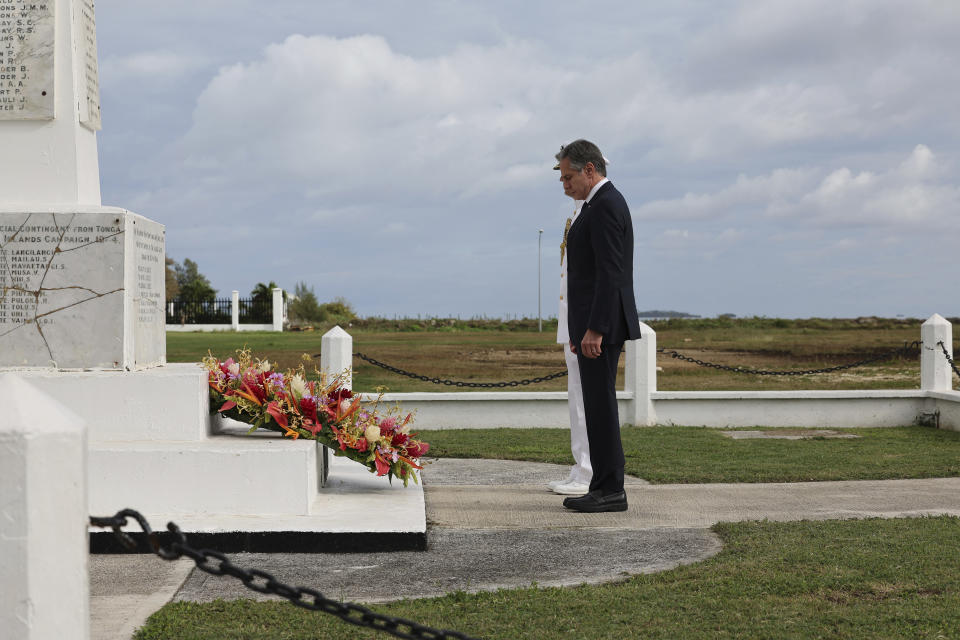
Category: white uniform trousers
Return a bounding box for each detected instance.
[564,344,592,485]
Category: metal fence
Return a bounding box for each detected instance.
[167,297,272,325]
[238,297,272,324]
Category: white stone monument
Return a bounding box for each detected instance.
[0,0,164,369]
[1,2,424,554]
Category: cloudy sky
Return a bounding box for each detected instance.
[94,0,960,319]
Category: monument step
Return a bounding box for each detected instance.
[89,435,324,517]
[89,454,426,553]
[11,363,210,442]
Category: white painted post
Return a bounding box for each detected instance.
[231,290,240,331]
[272,288,284,332]
[0,375,89,640]
[922,314,953,391]
[321,326,353,390]
[624,322,657,426]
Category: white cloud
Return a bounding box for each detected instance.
[636,145,959,231]
[172,11,960,207]
[94,1,960,318]
[177,35,569,201]
[636,168,817,220]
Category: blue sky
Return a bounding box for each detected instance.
[95,1,960,319]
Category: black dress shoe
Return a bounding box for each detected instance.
[562,490,628,513]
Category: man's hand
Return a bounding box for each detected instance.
[569,340,577,354]
[580,329,603,359]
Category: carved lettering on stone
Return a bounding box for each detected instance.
[132,220,165,365]
[77,0,100,130]
[0,211,165,369]
[0,1,55,120]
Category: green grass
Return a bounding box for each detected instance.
[168,319,959,392]
[136,516,960,639]
[425,425,960,483]
[151,325,960,637]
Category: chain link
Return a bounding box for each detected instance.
[353,352,568,388]
[937,341,960,380]
[655,341,922,376]
[327,340,923,386]
[90,509,483,640]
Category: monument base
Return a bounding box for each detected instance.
[10,366,426,552]
[0,206,166,370]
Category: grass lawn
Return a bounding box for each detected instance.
[149,322,960,638]
[136,516,960,639]
[424,425,960,483]
[134,427,960,638]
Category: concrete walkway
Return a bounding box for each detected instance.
[89,459,960,639]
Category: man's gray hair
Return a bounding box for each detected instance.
[555,139,607,176]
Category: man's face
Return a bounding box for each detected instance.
[558,158,593,201]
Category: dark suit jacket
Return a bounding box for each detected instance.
[566,181,642,345]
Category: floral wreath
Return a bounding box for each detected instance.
[203,351,429,486]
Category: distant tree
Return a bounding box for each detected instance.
[250,281,287,303]
[174,258,216,302]
[165,256,180,301]
[287,281,322,324]
[319,296,357,324]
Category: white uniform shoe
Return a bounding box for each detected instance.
[550,479,591,495]
[547,478,570,491]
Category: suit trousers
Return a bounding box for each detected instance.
[564,345,592,485]
[577,341,625,495]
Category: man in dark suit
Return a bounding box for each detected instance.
[555,139,641,513]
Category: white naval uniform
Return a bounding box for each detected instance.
[557,200,592,485]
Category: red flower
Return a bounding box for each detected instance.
[241,374,268,404]
[329,388,353,403]
[405,441,430,458]
[374,450,392,476]
[265,401,288,429]
[356,437,368,452]
[299,396,318,424]
[391,431,409,448]
[302,418,322,436]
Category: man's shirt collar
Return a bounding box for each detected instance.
[585,178,609,204]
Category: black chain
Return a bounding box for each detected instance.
[655,341,922,376]
[352,352,567,388]
[321,340,922,385]
[937,341,960,380]
[90,509,483,640]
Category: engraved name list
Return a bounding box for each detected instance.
[0,1,54,119]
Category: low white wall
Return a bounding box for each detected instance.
[929,390,960,431]
[651,390,931,428]
[363,389,960,430]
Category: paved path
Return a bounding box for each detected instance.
[89,459,960,639]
